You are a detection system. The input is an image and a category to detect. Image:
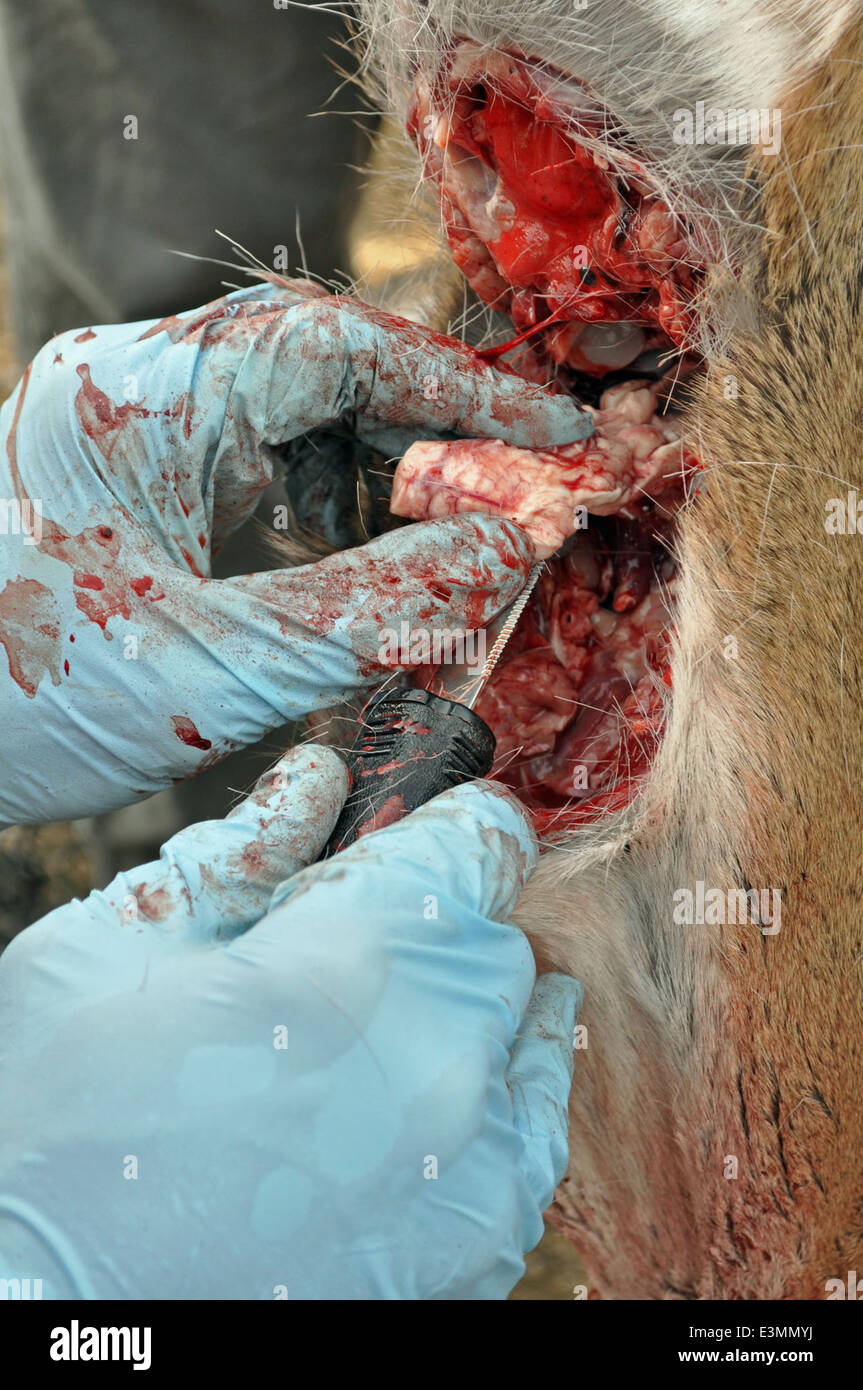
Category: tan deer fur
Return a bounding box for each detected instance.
[513,13,863,1300]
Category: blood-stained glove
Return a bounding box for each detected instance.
[0,281,593,826]
[0,744,581,1301]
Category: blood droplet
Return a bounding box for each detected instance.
[171,715,212,751]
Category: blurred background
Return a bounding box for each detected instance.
[0,0,584,1299]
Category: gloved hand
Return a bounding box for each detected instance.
[0,281,593,825]
[0,743,581,1301]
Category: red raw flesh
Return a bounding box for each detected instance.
[493,554,674,802]
[425,519,676,833]
[399,44,707,832]
[408,45,703,373]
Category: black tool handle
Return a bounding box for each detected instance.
[322,687,496,856]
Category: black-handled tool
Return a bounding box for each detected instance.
[321,564,541,856]
[322,686,496,854]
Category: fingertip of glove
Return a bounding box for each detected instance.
[409,514,536,572]
[531,972,584,1034]
[506,383,596,448]
[459,514,537,567]
[266,775,538,932]
[275,742,348,785]
[544,398,596,447]
[417,779,539,887]
[229,743,349,821]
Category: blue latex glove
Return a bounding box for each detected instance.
[0,280,593,825]
[0,744,581,1301]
